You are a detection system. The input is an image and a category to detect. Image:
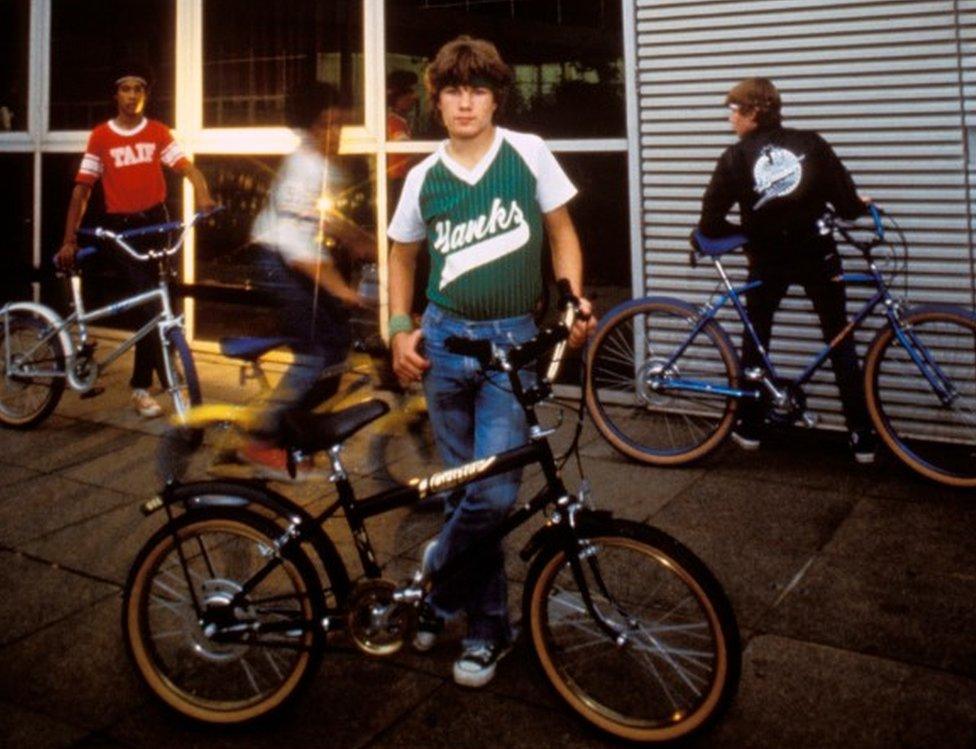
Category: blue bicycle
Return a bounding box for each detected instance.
[585,206,976,487]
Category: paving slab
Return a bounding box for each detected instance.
[0,700,89,749]
[0,474,134,548]
[700,634,976,749]
[0,463,42,489]
[370,681,619,749]
[20,501,166,586]
[0,417,134,474]
[0,595,143,731]
[0,550,117,646]
[108,651,442,749]
[761,550,976,676]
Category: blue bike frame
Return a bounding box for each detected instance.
[659,261,958,408]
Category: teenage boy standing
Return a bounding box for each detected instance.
[55,65,214,418]
[388,36,593,688]
[697,77,875,462]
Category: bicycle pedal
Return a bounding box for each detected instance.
[79,386,106,400]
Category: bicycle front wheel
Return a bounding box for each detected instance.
[123,508,325,724]
[585,299,740,464]
[865,307,976,487]
[524,519,740,743]
[162,328,203,443]
[0,310,65,429]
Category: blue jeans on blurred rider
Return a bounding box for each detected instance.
[420,303,536,648]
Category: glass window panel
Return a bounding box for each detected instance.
[50,1,175,130]
[0,0,29,132]
[203,1,364,128]
[0,154,32,304]
[385,0,624,140]
[41,154,182,322]
[193,153,376,340]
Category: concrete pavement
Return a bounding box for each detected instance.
[0,350,974,748]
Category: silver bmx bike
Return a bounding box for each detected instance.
[0,209,217,431]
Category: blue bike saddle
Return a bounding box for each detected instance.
[691,230,747,257]
[220,336,297,361]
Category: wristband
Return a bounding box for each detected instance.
[388,314,414,337]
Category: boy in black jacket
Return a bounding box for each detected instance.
[698,77,875,462]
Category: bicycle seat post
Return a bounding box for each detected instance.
[68,274,89,344]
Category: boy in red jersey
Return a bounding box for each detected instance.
[55,65,214,418]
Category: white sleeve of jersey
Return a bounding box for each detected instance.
[160,140,186,168]
[387,161,429,243]
[503,130,578,213]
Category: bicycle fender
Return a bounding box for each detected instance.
[518,509,615,562]
[144,479,352,602]
[3,302,80,387]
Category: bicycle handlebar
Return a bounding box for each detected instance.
[73,206,223,264]
[819,204,885,256]
[445,279,585,384]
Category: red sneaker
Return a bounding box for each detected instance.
[237,441,326,481]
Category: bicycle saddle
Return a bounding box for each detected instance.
[282,398,390,453]
[690,229,747,257]
[220,336,298,361]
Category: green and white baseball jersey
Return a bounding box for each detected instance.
[388,127,577,320]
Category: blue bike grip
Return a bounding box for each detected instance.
[868,203,884,241]
[76,246,98,262]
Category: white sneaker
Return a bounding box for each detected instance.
[131,389,163,418]
[453,641,508,688]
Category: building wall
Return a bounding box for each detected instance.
[629,0,976,432]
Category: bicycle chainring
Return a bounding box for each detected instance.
[347,579,412,656]
[764,379,806,425]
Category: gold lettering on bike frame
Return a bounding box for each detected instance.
[410,457,498,499]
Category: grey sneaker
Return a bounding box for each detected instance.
[453,641,510,688]
[131,389,162,418]
[730,422,760,450]
[850,430,877,464]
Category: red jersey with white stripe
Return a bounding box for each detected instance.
[75,118,189,214]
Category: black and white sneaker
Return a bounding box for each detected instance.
[850,430,877,464]
[453,641,510,688]
[730,423,761,451]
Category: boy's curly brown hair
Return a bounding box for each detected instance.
[425,35,514,111]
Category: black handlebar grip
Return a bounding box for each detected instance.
[445,336,493,364]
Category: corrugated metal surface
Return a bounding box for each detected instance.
[633,0,976,432]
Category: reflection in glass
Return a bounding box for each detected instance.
[203,1,364,127]
[194,154,375,340]
[0,155,32,304]
[0,0,29,131]
[386,0,624,139]
[50,0,175,130]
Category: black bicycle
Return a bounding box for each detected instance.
[122,283,741,744]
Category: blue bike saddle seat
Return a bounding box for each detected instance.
[220,336,297,361]
[691,230,747,257]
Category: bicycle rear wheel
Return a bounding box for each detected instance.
[585,299,740,464]
[123,508,325,724]
[162,328,203,444]
[865,306,976,487]
[0,310,65,429]
[524,519,740,743]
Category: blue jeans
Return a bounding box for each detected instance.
[256,248,350,436]
[421,303,537,646]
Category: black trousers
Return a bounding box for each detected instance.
[738,250,870,434]
[102,204,169,390]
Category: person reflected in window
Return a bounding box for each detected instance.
[54,64,214,419]
[697,77,876,463]
[388,36,594,688]
[238,82,376,479]
[387,69,420,203]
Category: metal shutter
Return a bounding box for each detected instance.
[632,0,976,435]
